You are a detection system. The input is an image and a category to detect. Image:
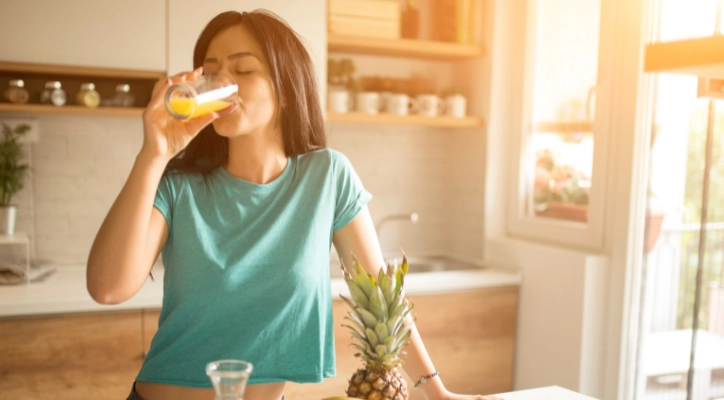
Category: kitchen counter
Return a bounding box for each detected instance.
[0,265,521,318]
[495,386,598,399]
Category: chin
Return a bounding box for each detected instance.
[212,117,246,137]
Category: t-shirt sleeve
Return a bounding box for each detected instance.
[153,174,175,229]
[333,151,373,232]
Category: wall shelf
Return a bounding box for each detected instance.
[328,34,485,60]
[0,61,164,117]
[535,120,593,134]
[645,36,724,78]
[326,111,484,128]
[0,103,143,117]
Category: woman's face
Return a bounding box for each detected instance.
[202,24,278,137]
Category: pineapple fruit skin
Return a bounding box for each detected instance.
[346,367,408,400]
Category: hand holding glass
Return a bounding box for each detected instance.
[165,70,238,120]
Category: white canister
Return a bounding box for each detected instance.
[385,94,419,116]
[356,92,381,114]
[328,89,352,113]
[417,94,444,117]
[444,94,467,118]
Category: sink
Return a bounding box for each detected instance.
[330,256,480,278]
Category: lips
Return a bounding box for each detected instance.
[216,102,238,116]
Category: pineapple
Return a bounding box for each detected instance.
[339,254,415,400]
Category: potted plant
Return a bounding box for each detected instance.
[534,149,590,222]
[0,122,30,235]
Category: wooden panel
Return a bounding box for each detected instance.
[142,309,162,356]
[285,287,519,399]
[645,36,724,79]
[329,0,401,20]
[535,120,593,134]
[0,62,166,80]
[0,311,143,400]
[0,104,144,117]
[327,111,485,129]
[328,34,485,60]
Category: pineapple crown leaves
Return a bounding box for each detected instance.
[340,252,415,370]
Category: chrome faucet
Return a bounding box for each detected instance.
[375,212,419,237]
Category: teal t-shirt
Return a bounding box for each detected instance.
[136,148,372,387]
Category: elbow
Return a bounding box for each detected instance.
[86,265,129,305]
[87,283,125,305]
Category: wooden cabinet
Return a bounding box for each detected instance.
[0,310,146,400]
[286,286,519,399]
[0,286,516,400]
[0,0,166,71]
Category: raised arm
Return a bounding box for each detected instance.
[87,67,218,304]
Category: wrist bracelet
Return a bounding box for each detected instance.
[414,370,440,388]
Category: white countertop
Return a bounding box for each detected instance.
[0,266,521,318]
[495,386,598,400]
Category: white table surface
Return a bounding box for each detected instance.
[643,329,724,376]
[495,386,598,400]
[0,265,521,317]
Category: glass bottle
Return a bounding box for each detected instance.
[112,84,135,107]
[40,81,67,106]
[76,83,101,108]
[165,70,238,120]
[401,0,420,39]
[206,360,253,400]
[4,79,29,104]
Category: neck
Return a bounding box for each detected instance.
[225,127,287,185]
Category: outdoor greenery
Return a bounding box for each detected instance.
[676,102,724,330]
[0,123,30,207]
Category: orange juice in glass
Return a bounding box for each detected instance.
[164,70,237,120]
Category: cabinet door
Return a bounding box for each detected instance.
[284,287,519,399]
[167,0,326,97]
[0,0,165,70]
[142,308,161,356]
[0,311,143,400]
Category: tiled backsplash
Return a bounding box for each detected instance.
[4,115,484,268]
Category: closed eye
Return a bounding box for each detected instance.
[235,70,253,75]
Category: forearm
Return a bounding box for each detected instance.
[401,314,446,399]
[86,151,167,302]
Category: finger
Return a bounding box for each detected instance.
[183,111,219,135]
[167,67,203,86]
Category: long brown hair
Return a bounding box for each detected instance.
[165,9,326,176]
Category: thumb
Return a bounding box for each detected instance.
[184,112,219,136]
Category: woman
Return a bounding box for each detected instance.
[87,9,502,400]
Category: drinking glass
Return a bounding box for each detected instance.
[206,359,253,400]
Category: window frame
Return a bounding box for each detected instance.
[507,0,614,251]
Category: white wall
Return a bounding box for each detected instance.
[0,115,143,265]
[486,238,609,396]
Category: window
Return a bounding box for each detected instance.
[509,0,609,249]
